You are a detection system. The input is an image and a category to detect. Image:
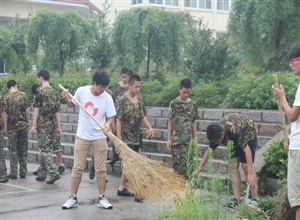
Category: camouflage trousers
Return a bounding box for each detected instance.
[171,144,193,178]
[0,134,8,179]
[8,128,28,176]
[38,131,59,178]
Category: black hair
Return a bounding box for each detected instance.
[37,69,50,81]
[128,74,141,85]
[121,67,130,76]
[7,80,17,89]
[93,70,110,86]
[179,78,192,89]
[288,43,300,60]
[31,84,39,95]
[206,124,224,141]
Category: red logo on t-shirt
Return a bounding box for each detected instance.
[85,101,98,116]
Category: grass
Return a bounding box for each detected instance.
[153,140,271,220]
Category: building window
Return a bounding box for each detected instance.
[132,0,143,4]
[217,0,231,11]
[149,0,178,6]
[185,0,211,9]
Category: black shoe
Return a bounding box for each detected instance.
[109,158,119,165]
[46,175,60,184]
[33,170,39,175]
[7,174,17,179]
[117,188,134,197]
[0,178,9,183]
[19,174,26,179]
[89,166,95,180]
[36,176,46,182]
[58,165,65,174]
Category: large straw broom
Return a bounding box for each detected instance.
[271,74,296,220]
[58,84,186,202]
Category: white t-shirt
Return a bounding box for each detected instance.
[290,84,300,150]
[73,86,116,140]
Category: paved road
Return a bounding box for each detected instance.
[0,162,159,220]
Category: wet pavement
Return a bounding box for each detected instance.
[0,161,159,220]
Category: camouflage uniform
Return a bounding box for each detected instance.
[110,82,129,160]
[209,114,257,159]
[0,99,8,181]
[116,93,146,145]
[34,86,61,178]
[168,98,199,176]
[2,91,31,176]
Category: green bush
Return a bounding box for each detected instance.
[262,138,288,182]
[224,72,298,109]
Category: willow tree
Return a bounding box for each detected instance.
[228,0,300,72]
[112,7,186,78]
[0,26,16,73]
[26,9,89,75]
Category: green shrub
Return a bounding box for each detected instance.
[262,138,288,182]
[224,72,298,109]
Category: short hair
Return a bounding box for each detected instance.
[288,43,300,60]
[37,69,50,81]
[179,78,192,89]
[7,80,17,89]
[206,124,224,140]
[128,74,141,85]
[121,67,130,76]
[31,84,39,95]
[93,70,110,86]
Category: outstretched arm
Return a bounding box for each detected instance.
[192,148,210,177]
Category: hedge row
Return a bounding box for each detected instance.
[0,71,298,109]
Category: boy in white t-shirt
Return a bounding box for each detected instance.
[272,43,300,220]
[61,71,116,210]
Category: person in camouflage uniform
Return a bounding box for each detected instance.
[0,95,9,183]
[31,84,65,176]
[167,78,199,178]
[192,113,259,207]
[1,80,30,179]
[108,67,131,166]
[29,69,61,184]
[116,74,154,202]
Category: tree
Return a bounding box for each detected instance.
[10,19,32,75]
[86,0,112,70]
[26,9,89,75]
[112,7,186,78]
[228,0,300,72]
[184,20,235,81]
[0,26,16,73]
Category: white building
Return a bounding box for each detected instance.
[91,0,231,38]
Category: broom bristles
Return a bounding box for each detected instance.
[272,187,296,220]
[107,132,187,202]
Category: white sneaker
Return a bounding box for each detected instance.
[97,197,113,209]
[62,195,78,209]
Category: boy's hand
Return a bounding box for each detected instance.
[247,171,256,187]
[166,140,172,151]
[61,89,70,99]
[146,128,154,139]
[284,142,289,151]
[3,126,7,134]
[29,125,36,135]
[56,127,62,137]
[272,84,285,101]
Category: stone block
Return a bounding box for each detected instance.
[262,112,281,123]
[147,108,162,117]
[198,120,212,132]
[61,105,68,113]
[242,111,262,122]
[72,124,78,132]
[161,108,169,118]
[62,124,73,132]
[63,145,73,155]
[156,142,169,154]
[147,118,156,128]
[68,114,79,123]
[66,107,75,113]
[155,118,167,129]
[203,109,223,120]
[258,124,282,136]
[60,114,68,123]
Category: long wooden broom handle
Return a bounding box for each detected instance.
[58,84,109,134]
[272,74,289,143]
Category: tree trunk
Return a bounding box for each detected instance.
[274,20,283,72]
[146,38,150,79]
[59,49,64,76]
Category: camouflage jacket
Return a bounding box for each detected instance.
[116,93,145,145]
[114,82,128,106]
[168,98,199,146]
[33,86,61,132]
[209,114,256,150]
[1,91,30,132]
